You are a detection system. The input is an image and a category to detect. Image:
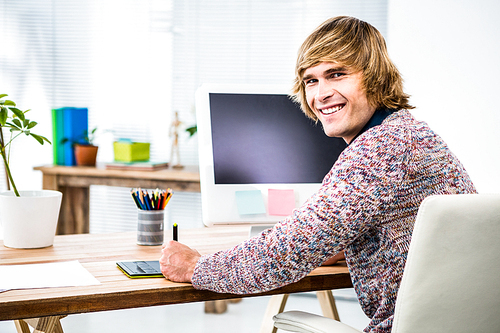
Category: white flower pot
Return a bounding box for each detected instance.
[0,190,62,249]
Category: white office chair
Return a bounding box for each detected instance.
[273,194,500,333]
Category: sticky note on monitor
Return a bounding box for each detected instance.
[235,190,266,215]
[268,189,296,216]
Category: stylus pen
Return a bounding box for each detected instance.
[173,223,178,241]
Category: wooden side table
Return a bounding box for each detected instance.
[34,165,200,234]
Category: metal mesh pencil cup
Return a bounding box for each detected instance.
[137,210,164,245]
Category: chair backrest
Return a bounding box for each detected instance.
[392,194,500,333]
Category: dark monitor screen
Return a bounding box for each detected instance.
[209,93,346,185]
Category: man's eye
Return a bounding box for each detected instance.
[305,79,317,85]
[331,73,345,78]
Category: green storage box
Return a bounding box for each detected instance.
[113,141,150,162]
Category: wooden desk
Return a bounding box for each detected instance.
[33,165,200,235]
[0,226,352,333]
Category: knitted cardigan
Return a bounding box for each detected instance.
[192,109,477,332]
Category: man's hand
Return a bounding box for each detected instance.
[160,240,201,282]
[322,251,345,266]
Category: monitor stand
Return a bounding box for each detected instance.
[249,225,275,238]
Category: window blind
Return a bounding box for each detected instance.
[171,0,388,165]
[1,0,387,233]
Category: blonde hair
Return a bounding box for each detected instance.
[293,16,414,120]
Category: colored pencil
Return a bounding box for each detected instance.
[130,188,173,210]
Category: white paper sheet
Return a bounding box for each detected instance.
[0,260,100,291]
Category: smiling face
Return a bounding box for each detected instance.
[303,62,376,144]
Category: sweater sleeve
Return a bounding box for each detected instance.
[192,125,410,294]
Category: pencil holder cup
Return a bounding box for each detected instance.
[137,210,164,246]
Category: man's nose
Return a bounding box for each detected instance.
[316,80,334,102]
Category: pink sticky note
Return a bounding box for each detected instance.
[268,189,296,216]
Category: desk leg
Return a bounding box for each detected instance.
[14,316,65,333]
[259,294,289,333]
[316,290,340,321]
[204,300,228,313]
[260,291,340,332]
[14,320,30,333]
[57,186,90,235]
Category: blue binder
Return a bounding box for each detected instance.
[52,107,88,166]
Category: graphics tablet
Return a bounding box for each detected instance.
[116,261,163,278]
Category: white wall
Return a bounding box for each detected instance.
[388,0,500,193]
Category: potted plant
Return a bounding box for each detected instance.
[0,94,62,248]
[74,128,99,166]
[62,127,99,166]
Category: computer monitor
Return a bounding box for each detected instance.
[196,84,346,226]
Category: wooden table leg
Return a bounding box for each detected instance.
[14,320,30,333]
[41,173,90,235]
[14,316,65,333]
[259,294,289,333]
[56,186,89,235]
[316,290,340,320]
[260,291,341,332]
[204,297,243,314]
[204,300,228,313]
[41,174,58,192]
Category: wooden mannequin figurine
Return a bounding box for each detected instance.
[169,111,184,169]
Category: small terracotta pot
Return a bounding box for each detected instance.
[74,144,98,166]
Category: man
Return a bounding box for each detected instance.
[160,16,476,332]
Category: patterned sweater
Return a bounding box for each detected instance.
[192,109,476,332]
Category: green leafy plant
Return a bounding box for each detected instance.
[0,94,51,197]
[61,127,98,146]
[82,127,98,146]
[186,125,197,137]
